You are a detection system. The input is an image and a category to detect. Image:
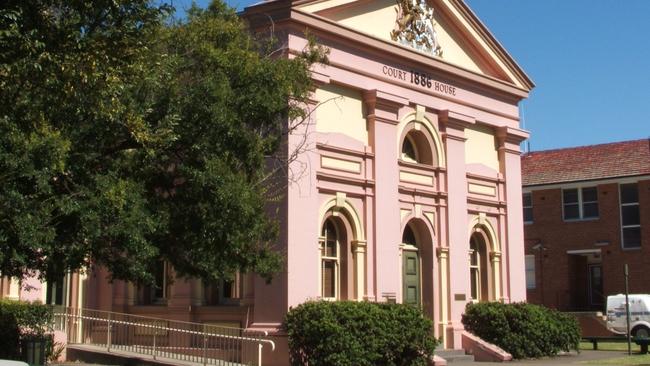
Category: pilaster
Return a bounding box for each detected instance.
[497,126,529,302]
[364,89,408,302]
[439,109,474,349]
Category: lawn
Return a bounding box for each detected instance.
[580,341,643,352]
[579,341,650,365]
[581,354,650,365]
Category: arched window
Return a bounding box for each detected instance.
[469,233,490,302]
[321,219,340,299]
[400,129,436,165]
[401,135,418,163]
[402,224,420,305]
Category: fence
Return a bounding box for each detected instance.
[53,308,275,366]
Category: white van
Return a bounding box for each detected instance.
[606,294,650,337]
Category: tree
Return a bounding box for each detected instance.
[0,0,325,284]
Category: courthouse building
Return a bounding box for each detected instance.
[2,0,533,363]
[523,139,650,313]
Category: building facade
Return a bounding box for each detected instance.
[2,0,533,363]
[522,139,650,313]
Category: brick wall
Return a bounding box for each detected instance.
[524,178,650,311]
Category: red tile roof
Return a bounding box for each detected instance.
[522,139,650,186]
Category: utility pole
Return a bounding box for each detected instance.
[625,264,631,356]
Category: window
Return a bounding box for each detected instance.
[523,192,533,223]
[399,129,436,165]
[204,275,241,306]
[401,136,418,163]
[469,234,490,302]
[525,255,536,289]
[137,261,169,305]
[321,220,339,299]
[46,278,65,306]
[620,183,641,249]
[563,187,599,220]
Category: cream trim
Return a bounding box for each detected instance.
[400,171,434,186]
[321,156,362,173]
[468,182,496,196]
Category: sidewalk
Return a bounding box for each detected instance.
[452,350,637,366]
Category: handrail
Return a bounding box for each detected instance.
[53,307,275,365]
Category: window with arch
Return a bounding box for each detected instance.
[321,219,340,299]
[400,127,437,166]
[469,233,490,302]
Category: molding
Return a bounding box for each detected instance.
[317,142,374,158]
[523,174,650,191]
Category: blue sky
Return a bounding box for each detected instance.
[173,0,650,151]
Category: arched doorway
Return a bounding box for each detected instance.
[402,224,420,305]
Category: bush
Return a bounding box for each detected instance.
[285,301,439,366]
[461,302,580,359]
[0,300,53,360]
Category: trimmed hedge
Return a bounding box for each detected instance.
[285,301,439,366]
[461,302,580,359]
[0,300,53,360]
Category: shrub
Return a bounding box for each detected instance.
[0,300,53,360]
[285,301,439,366]
[461,302,580,359]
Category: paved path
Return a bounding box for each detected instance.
[452,350,640,366]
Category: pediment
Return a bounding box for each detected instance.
[295,0,532,90]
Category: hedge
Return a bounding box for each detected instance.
[461,302,580,359]
[0,300,53,360]
[285,301,439,366]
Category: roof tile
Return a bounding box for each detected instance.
[521,139,650,186]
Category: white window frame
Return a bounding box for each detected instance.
[620,183,641,250]
[469,244,481,302]
[321,221,340,300]
[525,255,536,289]
[562,186,599,221]
[523,192,533,224]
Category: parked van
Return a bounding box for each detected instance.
[606,294,650,337]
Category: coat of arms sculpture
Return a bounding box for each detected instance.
[391,0,443,57]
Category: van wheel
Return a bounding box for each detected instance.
[633,326,650,338]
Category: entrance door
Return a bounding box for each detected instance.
[403,249,420,305]
[588,264,604,309]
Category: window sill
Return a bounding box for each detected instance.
[621,246,642,251]
[524,221,533,225]
[563,217,600,223]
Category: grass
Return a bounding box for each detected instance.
[581,353,650,365]
[580,341,643,352]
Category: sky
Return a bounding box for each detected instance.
[172,0,650,151]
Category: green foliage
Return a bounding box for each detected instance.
[0,1,325,284]
[0,300,53,360]
[462,302,581,359]
[285,301,439,366]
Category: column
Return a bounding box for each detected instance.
[439,110,474,349]
[490,252,502,301]
[497,127,529,302]
[364,90,408,302]
[437,247,449,348]
[352,240,367,300]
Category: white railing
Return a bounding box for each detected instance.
[53,308,274,366]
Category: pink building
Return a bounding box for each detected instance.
[1,0,533,364]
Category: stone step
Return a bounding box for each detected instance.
[435,349,475,363]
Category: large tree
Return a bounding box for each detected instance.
[0,0,324,284]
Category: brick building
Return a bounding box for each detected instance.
[522,139,650,312]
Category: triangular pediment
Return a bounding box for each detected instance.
[294,0,532,90]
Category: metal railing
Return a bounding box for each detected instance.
[53,308,275,366]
